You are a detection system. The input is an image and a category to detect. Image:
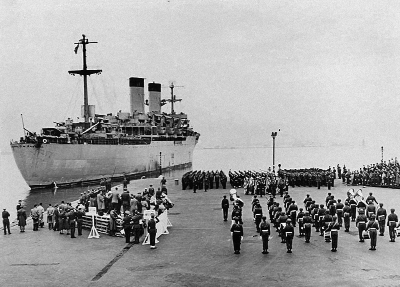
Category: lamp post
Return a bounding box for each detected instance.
[381,146,384,163]
[271,131,278,172]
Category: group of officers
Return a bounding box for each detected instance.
[224,187,400,254]
[181,170,228,192]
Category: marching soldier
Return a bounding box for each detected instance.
[303,211,312,243]
[323,211,333,242]
[356,209,368,242]
[230,217,243,254]
[343,202,351,232]
[283,219,294,253]
[366,214,379,250]
[232,206,243,225]
[376,203,387,236]
[366,192,378,205]
[325,215,340,252]
[67,207,77,238]
[318,204,327,236]
[387,209,398,242]
[259,216,270,254]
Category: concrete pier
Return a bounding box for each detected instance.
[1,177,399,287]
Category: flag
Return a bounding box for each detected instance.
[74,44,79,54]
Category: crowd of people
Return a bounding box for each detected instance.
[339,160,400,188]
[223,186,400,255]
[181,170,227,192]
[3,177,172,249]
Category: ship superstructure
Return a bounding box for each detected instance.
[10,35,199,189]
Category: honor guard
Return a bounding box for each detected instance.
[376,203,387,236]
[387,209,398,242]
[259,216,270,254]
[356,209,368,242]
[366,214,379,250]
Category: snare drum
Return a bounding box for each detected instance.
[324,231,331,240]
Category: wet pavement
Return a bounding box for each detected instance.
[1,178,400,287]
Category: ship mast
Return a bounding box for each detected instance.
[168,82,182,115]
[68,34,102,123]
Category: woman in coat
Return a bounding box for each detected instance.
[17,207,27,232]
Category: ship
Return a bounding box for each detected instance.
[10,35,200,189]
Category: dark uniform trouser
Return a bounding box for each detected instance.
[344,214,350,231]
[331,230,338,249]
[48,215,53,229]
[53,217,59,231]
[369,228,377,247]
[304,223,311,242]
[286,235,293,250]
[350,205,356,221]
[133,225,141,243]
[255,218,261,232]
[77,219,83,235]
[223,208,228,220]
[261,233,269,251]
[337,211,343,226]
[3,219,10,234]
[378,220,385,235]
[388,223,396,240]
[124,227,131,243]
[232,233,241,252]
[149,229,156,246]
[358,223,366,241]
[70,220,76,238]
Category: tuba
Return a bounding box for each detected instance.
[347,188,355,199]
[354,189,366,204]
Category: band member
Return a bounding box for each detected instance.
[231,206,243,225]
[366,214,379,250]
[336,199,344,227]
[387,209,398,242]
[318,205,327,236]
[259,216,270,254]
[376,203,387,236]
[253,203,263,233]
[288,201,298,227]
[297,208,305,236]
[325,215,340,252]
[279,212,289,242]
[283,219,294,253]
[343,202,351,232]
[349,197,357,222]
[366,200,376,220]
[303,211,312,243]
[323,211,333,242]
[366,192,378,205]
[356,209,368,242]
[230,217,243,254]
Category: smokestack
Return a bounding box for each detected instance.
[148,82,161,114]
[129,77,145,114]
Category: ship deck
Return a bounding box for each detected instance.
[1,179,399,287]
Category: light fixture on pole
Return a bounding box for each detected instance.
[271,131,278,172]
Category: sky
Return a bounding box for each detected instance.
[1,0,400,156]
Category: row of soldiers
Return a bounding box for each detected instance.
[182,170,227,192]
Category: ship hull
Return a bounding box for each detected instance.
[11,137,197,189]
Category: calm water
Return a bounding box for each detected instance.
[0,145,393,220]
